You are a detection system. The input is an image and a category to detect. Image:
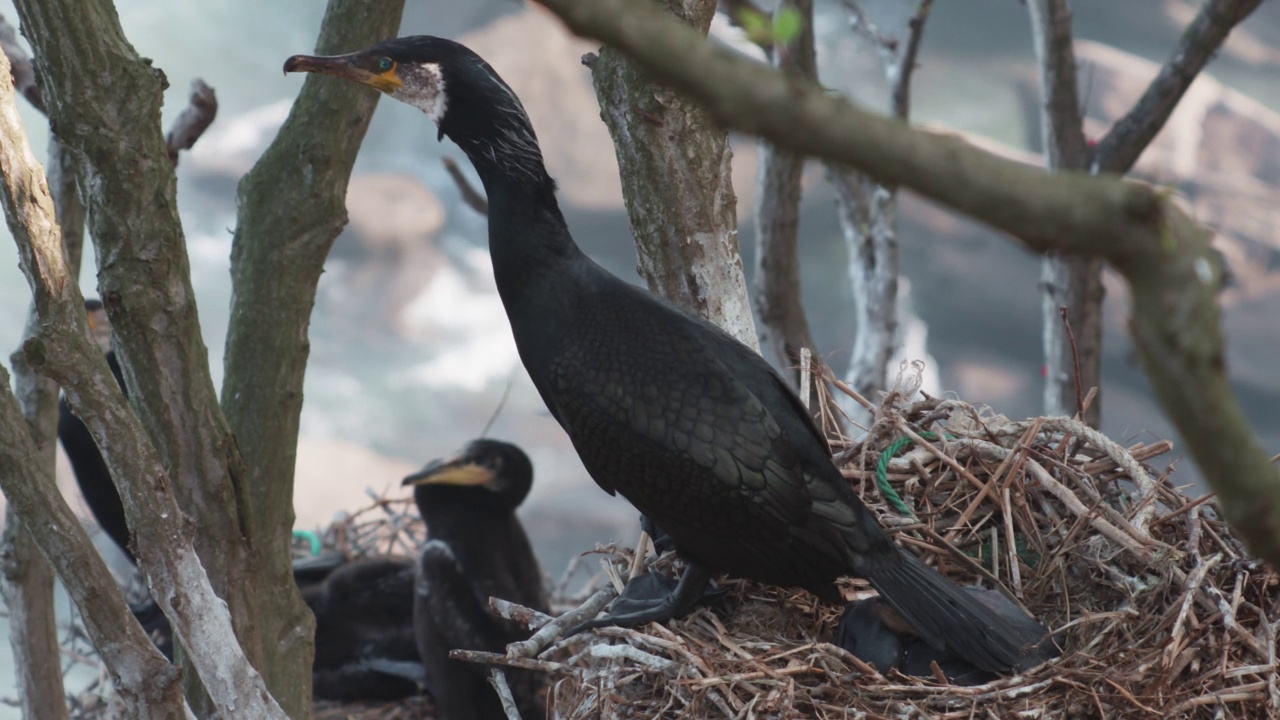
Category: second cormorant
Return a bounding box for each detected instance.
[403,439,549,720]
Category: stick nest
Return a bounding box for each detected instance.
[528,392,1279,719]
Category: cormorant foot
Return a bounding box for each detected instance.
[566,564,716,636]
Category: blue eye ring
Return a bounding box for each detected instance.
[377,57,394,72]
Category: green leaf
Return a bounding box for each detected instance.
[773,6,804,44]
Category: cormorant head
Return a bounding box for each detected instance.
[84,298,111,355]
[284,36,545,183]
[401,438,534,513]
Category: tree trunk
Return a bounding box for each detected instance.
[11,0,265,712]
[1027,0,1098,426]
[752,0,823,413]
[587,0,758,349]
[1,342,67,720]
[221,2,406,716]
[829,168,898,411]
[0,130,84,720]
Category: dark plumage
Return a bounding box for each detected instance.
[301,555,424,702]
[285,36,1049,675]
[402,439,548,720]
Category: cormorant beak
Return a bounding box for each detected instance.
[283,53,404,94]
[402,456,495,488]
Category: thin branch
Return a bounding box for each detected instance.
[165,80,217,165]
[537,0,1280,567]
[0,30,287,720]
[0,15,43,113]
[443,156,489,215]
[1026,0,1088,172]
[1094,0,1264,174]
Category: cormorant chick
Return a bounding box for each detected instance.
[402,439,548,720]
[300,555,425,701]
[285,37,1050,676]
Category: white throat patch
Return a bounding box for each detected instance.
[394,63,447,124]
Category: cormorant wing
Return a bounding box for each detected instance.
[417,540,513,653]
[544,281,819,533]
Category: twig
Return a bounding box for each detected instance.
[1059,306,1085,421]
[164,79,217,165]
[490,597,556,631]
[0,15,43,113]
[487,668,523,720]
[451,649,567,674]
[507,586,616,659]
[1094,0,1264,173]
[588,643,677,671]
[443,156,489,215]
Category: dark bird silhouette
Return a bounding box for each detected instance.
[284,36,1049,675]
[297,554,425,701]
[401,439,549,720]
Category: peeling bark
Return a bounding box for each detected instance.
[0,19,78,718]
[752,0,822,413]
[222,2,406,716]
[11,5,263,712]
[830,1,932,416]
[0,44,279,719]
[586,0,758,349]
[538,0,1280,568]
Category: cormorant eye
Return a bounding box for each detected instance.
[377,57,394,72]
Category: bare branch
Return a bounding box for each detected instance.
[223,1,407,713]
[1026,0,1088,172]
[165,79,217,165]
[1095,0,1264,174]
[538,0,1280,566]
[0,15,43,113]
[830,0,932,413]
[444,156,489,215]
[0,47,192,720]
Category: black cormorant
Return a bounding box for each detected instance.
[285,37,1049,674]
[401,439,549,720]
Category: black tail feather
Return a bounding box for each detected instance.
[863,548,1051,674]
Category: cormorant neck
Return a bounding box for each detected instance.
[414,485,516,539]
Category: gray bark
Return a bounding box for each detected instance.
[0,46,237,719]
[752,0,822,414]
[11,7,263,713]
[221,1,406,716]
[587,0,758,349]
[1027,0,1101,426]
[831,0,932,415]
[0,22,83,719]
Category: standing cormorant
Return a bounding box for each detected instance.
[401,439,549,720]
[285,37,1049,674]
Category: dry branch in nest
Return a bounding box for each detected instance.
[468,389,1277,719]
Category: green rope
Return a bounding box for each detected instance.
[292,529,322,556]
[874,430,947,517]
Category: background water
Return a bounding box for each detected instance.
[0,0,1277,712]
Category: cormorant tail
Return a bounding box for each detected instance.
[863,548,1049,674]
